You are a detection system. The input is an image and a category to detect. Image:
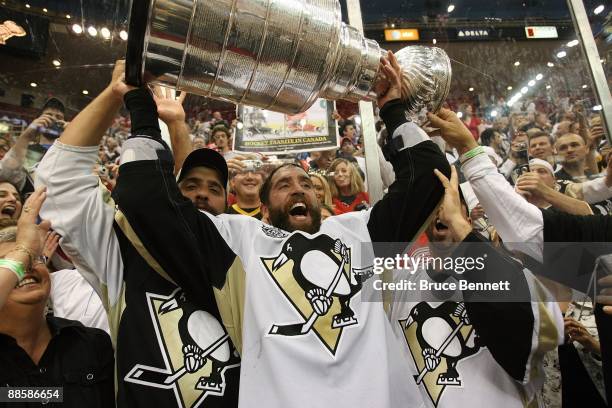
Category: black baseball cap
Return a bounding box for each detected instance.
[176,148,229,189]
[42,97,65,113]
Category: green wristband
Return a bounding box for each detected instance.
[0,259,26,281]
[460,146,485,164]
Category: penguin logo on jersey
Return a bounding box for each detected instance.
[399,302,482,406]
[124,289,240,408]
[261,233,369,355]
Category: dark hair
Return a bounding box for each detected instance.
[259,163,305,205]
[211,125,230,139]
[479,128,498,146]
[339,120,355,136]
[528,131,553,146]
[42,97,65,114]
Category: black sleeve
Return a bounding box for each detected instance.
[542,209,612,242]
[458,232,535,382]
[113,90,237,292]
[368,100,451,243]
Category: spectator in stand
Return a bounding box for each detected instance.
[528,131,555,162]
[340,121,358,145]
[192,135,207,150]
[308,149,335,172]
[309,172,333,209]
[479,128,506,159]
[339,136,356,158]
[553,120,572,139]
[225,156,264,219]
[328,158,369,214]
[211,125,235,159]
[554,133,591,182]
[458,103,481,141]
[27,98,67,164]
[514,159,592,215]
[499,131,530,180]
[210,110,230,128]
[0,180,22,220]
[0,189,114,407]
[535,112,552,132]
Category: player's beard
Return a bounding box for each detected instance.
[268,203,322,234]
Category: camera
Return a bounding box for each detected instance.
[242,159,264,172]
[43,121,65,139]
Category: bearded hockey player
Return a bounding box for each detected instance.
[388,166,563,407]
[111,51,450,408]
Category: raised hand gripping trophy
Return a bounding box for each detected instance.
[126,0,451,119]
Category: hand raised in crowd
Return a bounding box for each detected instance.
[376,50,403,108]
[564,317,601,354]
[433,166,472,242]
[16,187,52,262]
[514,172,550,199]
[226,154,249,174]
[427,108,479,155]
[151,85,187,125]
[42,231,61,261]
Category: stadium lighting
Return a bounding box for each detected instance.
[25,4,30,8]
[490,110,498,118]
[507,86,513,90]
[100,27,111,39]
[521,87,528,94]
[546,85,551,89]
[119,30,128,41]
[52,60,61,67]
[87,26,97,37]
[556,51,567,58]
[433,38,437,44]
[593,105,602,111]
[82,90,89,95]
[594,5,604,14]
[42,8,48,12]
[528,80,536,87]
[547,62,554,67]
[72,24,83,34]
[514,61,520,66]
[66,14,71,19]
[582,84,588,89]
[469,87,474,92]
[447,4,455,13]
[30,82,37,88]
[566,40,579,47]
[535,73,543,81]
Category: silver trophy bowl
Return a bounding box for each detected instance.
[126,0,451,118]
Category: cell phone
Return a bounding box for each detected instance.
[241,159,263,173]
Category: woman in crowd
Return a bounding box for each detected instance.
[328,158,369,214]
[459,103,482,141]
[309,172,333,210]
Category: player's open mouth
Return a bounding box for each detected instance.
[289,202,309,220]
[435,218,448,231]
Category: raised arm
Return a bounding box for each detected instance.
[428,109,545,262]
[36,61,126,298]
[367,51,450,243]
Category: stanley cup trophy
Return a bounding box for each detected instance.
[126,0,451,119]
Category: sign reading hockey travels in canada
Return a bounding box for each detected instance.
[525,26,558,39]
[384,28,420,42]
[234,99,338,155]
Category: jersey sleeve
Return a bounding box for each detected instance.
[366,101,451,243]
[36,142,123,307]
